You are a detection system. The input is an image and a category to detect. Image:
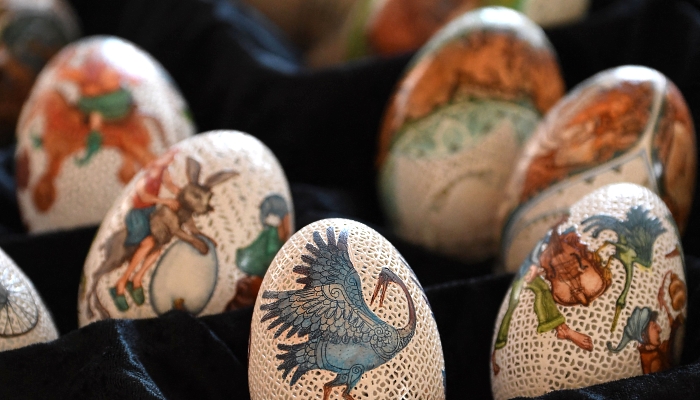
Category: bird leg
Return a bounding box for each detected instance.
[341,386,356,400]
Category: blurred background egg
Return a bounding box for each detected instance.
[0,0,80,145]
[378,7,564,262]
[78,131,293,327]
[249,218,445,400]
[0,246,58,351]
[499,65,697,272]
[15,35,195,233]
[491,183,688,399]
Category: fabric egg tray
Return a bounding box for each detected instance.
[0,0,699,399]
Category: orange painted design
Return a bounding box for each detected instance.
[377,31,563,166]
[519,82,653,203]
[654,84,697,233]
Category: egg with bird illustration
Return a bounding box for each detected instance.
[490,183,688,399]
[0,247,59,351]
[0,0,80,146]
[365,0,589,57]
[499,66,696,272]
[77,131,293,327]
[378,7,564,262]
[249,218,446,400]
[15,35,196,233]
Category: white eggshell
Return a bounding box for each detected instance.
[249,218,445,400]
[491,183,688,399]
[16,35,196,233]
[77,131,293,327]
[0,248,58,351]
[377,7,564,262]
[499,66,697,272]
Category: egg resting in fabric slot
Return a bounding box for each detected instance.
[78,131,293,327]
[377,7,564,262]
[0,246,58,351]
[498,65,697,272]
[15,35,195,233]
[0,0,80,145]
[491,183,688,399]
[249,218,445,400]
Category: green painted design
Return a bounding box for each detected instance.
[391,98,539,159]
[74,131,103,166]
[236,226,283,277]
[78,88,133,121]
[31,133,42,149]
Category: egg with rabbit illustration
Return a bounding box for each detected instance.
[0,247,59,351]
[491,183,688,399]
[378,7,564,262]
[499,66,697,272]
[77,131,293,326]
[249,218,445,400]
[16,35,195,233]
[0,0,81,145]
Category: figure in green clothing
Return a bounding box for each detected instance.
[226,194,292,310]
[492,224,612,375]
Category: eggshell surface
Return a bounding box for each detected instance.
[78,131,293,327]
[0,0,80,145]
[16,35,195,233]
[491,183,688,399]
[378,7,564,262]
[499,66,697,272]
[249,218,445,400]
[0,247,58,351]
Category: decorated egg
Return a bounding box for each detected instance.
[377,7,564,262]
[77,131,293,327]
[0,247,58,351]
[249,218,445,400]
[366,1,589,57]
[491,183,688,398]
[0,0,80,145]
[499,66,697,272]
[16,35,196,233]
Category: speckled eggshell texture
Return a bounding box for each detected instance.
[249,218,445,400]
[0,247,58,351]
[377,7,564,262]
[78,131,293,327]
[499,66,697,272]
[0,0,80,145]
[491,183,688,399]
[16,35,195,233]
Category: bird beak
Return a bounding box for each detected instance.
[371,273,389,308]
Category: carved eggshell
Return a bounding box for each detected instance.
[0,247,58,351]
[0,0,80,145]
[377,7,564,262]
[249,218,445,400]
[491,183,688,399]
[499,66,697,272]
[77,131,293,327]
[365,0,589,56]
[16,35,196,233]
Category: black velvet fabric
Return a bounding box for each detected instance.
[1,0,700,398]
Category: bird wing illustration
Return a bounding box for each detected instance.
[261,227,390,345]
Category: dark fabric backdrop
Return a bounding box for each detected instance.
[1,0,700,398]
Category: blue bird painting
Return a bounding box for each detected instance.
[260,227,417,400]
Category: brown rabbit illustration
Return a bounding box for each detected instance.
[84,156,237,319]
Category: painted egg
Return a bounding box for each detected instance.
[0,247,58,351]
[377,7,564,262]
[365,0,589,56]
[491,183,688,398]
[15,35,196,233]
[249,218,445,400]
[77,131,293,327]
[499,66,697,272]
[0,0,80,145]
